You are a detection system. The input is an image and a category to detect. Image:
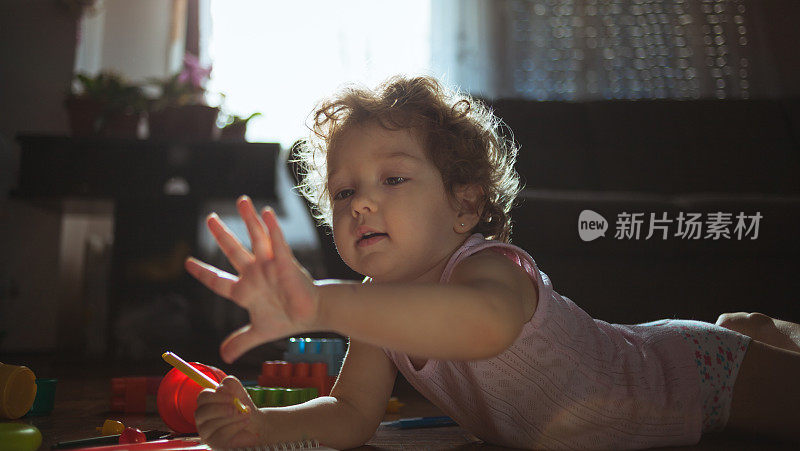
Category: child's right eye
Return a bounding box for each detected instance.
[333,189,354,200]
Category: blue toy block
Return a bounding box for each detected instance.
[284,338,346,376]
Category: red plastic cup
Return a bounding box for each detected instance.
[156,362,226,433]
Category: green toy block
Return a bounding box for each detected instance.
[282,388,303,406]
[302,387,318,402]
[246,385,322,407]
[264,387,283,407]
[245,386,266,407]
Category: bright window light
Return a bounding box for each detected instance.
[208,0,431,147]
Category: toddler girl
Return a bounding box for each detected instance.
[185,75,800,449]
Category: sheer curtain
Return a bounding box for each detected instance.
[432,0,792,101]
[499,0,800,100]
[201,0,792,141]
[429,0,507,98]
[498,0,759,100]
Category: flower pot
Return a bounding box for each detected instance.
[148,105,220,141]
[64,97,104,137]
[101,112,142,139]
[219,122,248,142]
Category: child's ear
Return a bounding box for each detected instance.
[453,184,484,234]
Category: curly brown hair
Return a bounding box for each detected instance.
[293,75,521,242]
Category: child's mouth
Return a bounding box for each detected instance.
[358,232,388,247]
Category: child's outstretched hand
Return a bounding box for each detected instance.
[185,195,320,363]
[195,376,264,448]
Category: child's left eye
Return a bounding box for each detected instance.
[385,176,407,185]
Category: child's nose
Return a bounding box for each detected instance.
[351,190,378,217]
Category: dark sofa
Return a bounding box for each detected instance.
[490,98,800,325]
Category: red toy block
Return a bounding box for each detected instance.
[110,377,146,413]
[258,361,333,396]
[291,362,332,396]
[258,361,293,387]
[110,376,162,413]
[145,376,162,394]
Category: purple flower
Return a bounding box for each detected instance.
[177,53,212,88]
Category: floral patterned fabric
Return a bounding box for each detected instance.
[672,322,751,432]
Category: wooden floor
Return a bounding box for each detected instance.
[6,355,796,450]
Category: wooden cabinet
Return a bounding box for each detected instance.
[16,135,279,200]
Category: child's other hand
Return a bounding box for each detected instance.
[185,195,320,363]
[195,376,263,448]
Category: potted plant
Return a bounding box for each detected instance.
[64,72,147,138]
[219,112,261,142]
[147,54,220,141]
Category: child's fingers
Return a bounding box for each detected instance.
[218,376,249,398]
[207,213,253,272]
[185,257,237,299]
[196,387,231,407]
[236,196,274,261]
[261,207,291,261]
[217,376,256,411]
[196,394,244,443]
[195,382,252,426]
[197,413,251,445]
[219,324,271,364]
[195,389,237,424]
[203,416,259,449]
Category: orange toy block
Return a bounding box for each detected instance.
[110,376,161,413]
[257,361,293,387]
[111,377,146,413]
[258,361,334,396]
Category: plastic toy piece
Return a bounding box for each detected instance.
[109,376,161,413]
[0,422,42,451]
[258,361,334,396]
[118,427,147,444]
[27,377,57,416]
[96,419,125,436]
[0,362,37,419]
[302,387,319,403]
[244,386,266,407]
[282,388,303,406]
[264,387,283,407]
[160,352,248,414]
[245,386,320,407]
[386,396,405,413]
[157,359,226,433]
[258,361,292,387]
[110,377,146,413]
[284,338,346,376]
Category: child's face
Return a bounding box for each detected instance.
[327,123,467,282]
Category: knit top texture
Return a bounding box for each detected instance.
[382,233,702,449]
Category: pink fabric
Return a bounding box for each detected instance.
[671,322,750,432]
[382,233,706,449]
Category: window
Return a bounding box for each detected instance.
[207,0,431,147]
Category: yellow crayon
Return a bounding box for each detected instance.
[161,351,250,414]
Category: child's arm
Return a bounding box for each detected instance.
[194,339,397,449]
[315,250,538,360]
[186,196,537,363]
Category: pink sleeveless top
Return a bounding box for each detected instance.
[382,234,702,449]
